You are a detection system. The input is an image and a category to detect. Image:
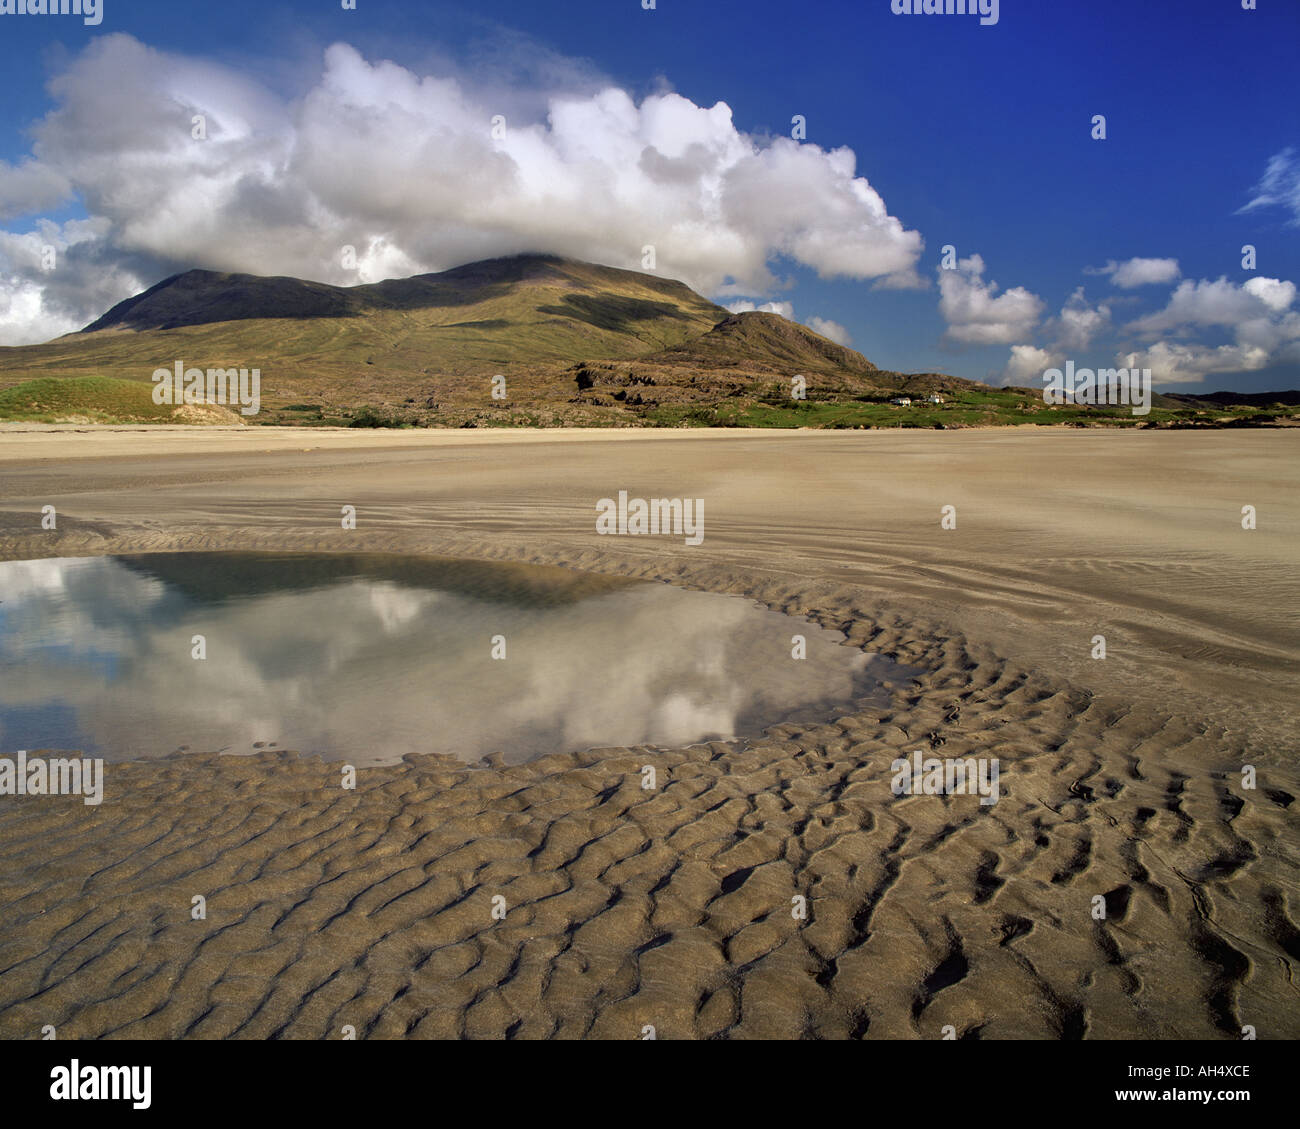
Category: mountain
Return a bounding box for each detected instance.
[82,270,365,331]
[0,255,732,408]
[650,311,879,374]
[0,254,920,424]
[1163,389,1300,409]
[81,255,728,344]
[566,311,981,415]
[6,253,1289,429]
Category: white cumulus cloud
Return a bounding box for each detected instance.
[1002,344,1060,386]
[806,316,852,346]
[1054,287,1112,351]
[0,34,926,345]
[1122,275,1300,384]
[938,253,1044,345]
[1131,276,1296,335]
[999,273,1299,389]
[726,299,796,319]
[1087,257,1181,289]
[1119,341,1275,385]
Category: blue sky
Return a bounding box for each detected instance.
[1,0,1297,391]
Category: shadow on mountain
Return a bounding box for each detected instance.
[84,272,524,331]
[442,319,511,330]
[535,293,698,334]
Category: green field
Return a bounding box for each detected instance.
[1,375,1292,430]
[641,388,1297,430]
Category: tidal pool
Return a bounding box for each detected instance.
[0,553,913,765]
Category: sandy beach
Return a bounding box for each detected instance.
[0,426,1296,1039]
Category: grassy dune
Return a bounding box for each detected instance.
[0,376,241,425]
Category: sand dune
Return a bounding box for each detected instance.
[0,427,1296,1039]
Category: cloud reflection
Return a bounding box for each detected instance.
[0,555,900,765]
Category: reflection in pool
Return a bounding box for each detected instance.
[0,553,913,765]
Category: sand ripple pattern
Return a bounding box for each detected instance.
[1,563,1296,1040]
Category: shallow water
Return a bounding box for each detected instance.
[0,552,912,765]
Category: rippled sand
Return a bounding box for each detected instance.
[0,427,1296,1039]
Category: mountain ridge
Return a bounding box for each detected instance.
[81,255,730,336]
[3,253,1293,428]
[3,253,926,425]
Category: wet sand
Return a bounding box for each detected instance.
[0,426,1297,1039]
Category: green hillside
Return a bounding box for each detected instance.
[0,255,728,396]
[1,254,1294,430]
[0,376,243,424]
